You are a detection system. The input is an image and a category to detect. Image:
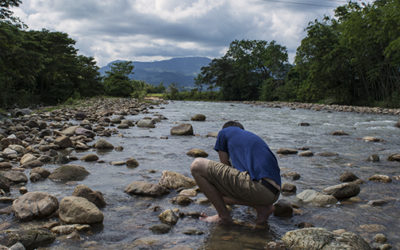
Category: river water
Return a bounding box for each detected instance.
[7,101,400,249]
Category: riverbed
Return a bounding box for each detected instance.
[4,100,400,249]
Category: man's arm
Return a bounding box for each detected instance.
[218,151,231,166]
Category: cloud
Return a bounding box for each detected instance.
[12,0,361,66]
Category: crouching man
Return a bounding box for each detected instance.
[190,121,281,225]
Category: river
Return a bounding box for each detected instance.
[8,100,400,249]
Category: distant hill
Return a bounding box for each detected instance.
[99,57,212,88]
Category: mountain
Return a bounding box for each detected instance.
[99,57,212,88]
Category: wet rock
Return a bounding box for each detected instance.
[159,209,178,225]
[323,182,360,199]
[296,222,314,228]
[273,200,293,217]
[374,233,387,243]
[94,139,114,150]
[149,224,171,234]
[186,149,208,158]
[281,227,371,250]
[363,136,382,142]
[388,153,400,162]
[12,192,58,221]
[30,167,50,179]
[2,171,28,184]
[299,122,310,126]
[358,224,386,233]
[49,164,90,182]
[159,170,196,189]
[0,162,12,170]
[75,127,95,138]
[368,174,392,183]
[111,161,125,166]
[9,242,24,250]
[179,188,197,197]
[281,171,300,180]
[316,151,339,157]
[367,154,380,162]
[75,112,87,120]
[124,181,169,197]
[19,187,27,194]
[21,160,43,169]
[0,228,55,249]
[1,138,22,149]
[206,132,218,138]
[171,195,194,206]
[72,184,106,208]
[183,228,204,235]
[276,148,298,155]
[0,175,11,192]
[59,196,104,224]
[80,154,99,162]
[137,119,155,128]
[20,153,37,165]
[29,173,42,182]
[331,130,349,136]
[368,200,388,207]
[51,224,90,235]
[297,189,338,206]
[298,150,313,157]
[126,158,139,168]
[191,114,206,121]
[117,124,129,129]
[8,145,25,154]
[281,183,296,194]
[61,126,79,136]
[340,171,359,182]
[54,136,73,149]
[170,124,193,136]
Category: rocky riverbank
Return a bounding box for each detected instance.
[0,98,398,249]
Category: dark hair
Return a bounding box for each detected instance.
[222,121,244,130]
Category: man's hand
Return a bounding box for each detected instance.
[218,151,231,166]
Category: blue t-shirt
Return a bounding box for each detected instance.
[214,126,281,187]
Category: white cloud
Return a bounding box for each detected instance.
[12,0,360,66]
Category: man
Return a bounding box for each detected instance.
[190,121,281,225]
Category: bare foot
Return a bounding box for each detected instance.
[255,205,275,225]
[200,213,233,224]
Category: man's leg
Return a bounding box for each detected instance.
[190,158,232,224]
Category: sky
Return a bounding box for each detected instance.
[12,0,368,67]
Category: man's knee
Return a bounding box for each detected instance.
[190,158,209,176]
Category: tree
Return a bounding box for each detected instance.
[103,61,135,97]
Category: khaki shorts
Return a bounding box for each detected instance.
[206,160,279,206]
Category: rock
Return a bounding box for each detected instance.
[281,171,300,180]
[29,173,42,182]
[111,161,125,166]
[59,196,104,224]
[183,228,204,235]
[281,183,297,194]
[368,174,392,183]
[30,167,51,179]
[206,132,218,138]
[75,112,87,120]
[8,145,25,154]
[368,200,387,206]
[0,175,11,192]
[388,153,400,162]
[363,136,382,142]
[374,233,387,243]
[0,162,12,170]
[358,224,386,233]
[298,150,313,157]
[191,114,206,121]
[61,126,79,136]
[149,224,172,234]
[51,225,77,235]
[124,181,169,197]
[282,227,371,250]
[331,130,349,136]
[170,124,193,136]
[186,149,208,158]
[159,170,196,189]
[159,209,178,225]
[316,151,339,157]
[171,195,194,206]
[137,119,155,128]
[117,124,129,129]
[20,153,37,165]
[54,136,73,149]
[367,154,380,162]
[126,158,139,168]
[179,189,197,197]
[21,160,43,169]
[340,171,359,182]
[297,189,338,206]
[299,122,310,126]
[75,127,96,138]
[49,164,90,182]
[19,187,27,194]
[1,138,22,149]
[0,228,55,249]
[72,184,106,208]
[2,171,28,184]
[80,154,99,162]
[323,182,360,199]
[277,148,298,155]
[273,200,293,217]
[9,242,25,250]
[94,139,114,150]
[12,192,59,221]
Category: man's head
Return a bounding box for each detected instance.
[222,121,244,130]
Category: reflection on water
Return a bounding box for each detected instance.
[4,101,400,249]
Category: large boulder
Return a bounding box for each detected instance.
[159,171,196,189]
[49,164,89,182]
[297,189,338,206]
[59,196,104,224]
[125,181,169,197]
[323,182,360,199]
[72,184,106,208]
[0,228,55,249]
[282,227,371,250]
[170,124,193,136]
[2,171,28,184]
[12,192,59,221]
[94,139,114,150]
